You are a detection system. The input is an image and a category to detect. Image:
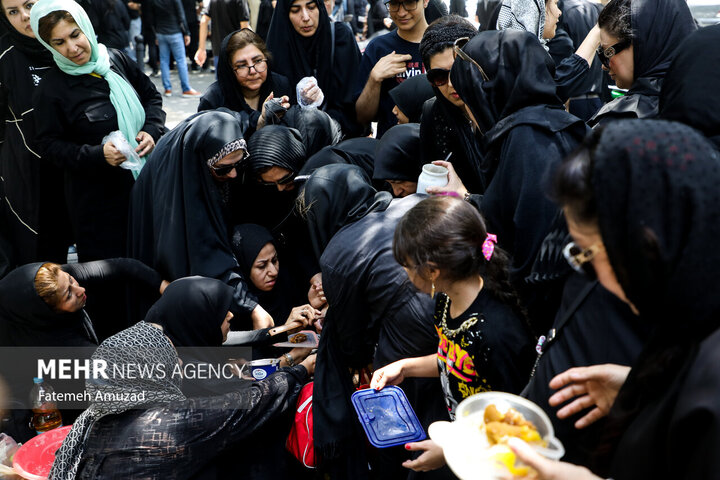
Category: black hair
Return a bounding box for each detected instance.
[598,0,633,42]
[393,196,525,316]
[550,128,603,226]
[419,15,478,70]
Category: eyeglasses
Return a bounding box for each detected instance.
[562,241,603,278]
[384,0,419,12]
[426,68,450,87]
[595,39,631,69]
[453,37,489,82]
[258,170,296,187]
[211,151,249,176]
[233,59,267,75]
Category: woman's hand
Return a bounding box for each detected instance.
[308,272,326,309]
[258,92,290,129]
[508,437,601,480]
[103,141,127,167]
[370,359,406,390]
[402,440,446,472]
[135,131,155,157]
[251,304,274,329]
[301,82,323,105]
[277,347,313,368]
[549,364,630,429]
[287,304,322,329]
[159,280,170,294]
[425,160,468,198]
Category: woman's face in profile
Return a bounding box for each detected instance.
[543,0,561,40]
[231,44,268,93]
[429,48,465,108]
[250,243,279,292]
[565,213,639,315]
[48,18,91,65]
[53,271,87,313]
[599,29,634,90]
[3,0,35,38]
[289,0,319,37]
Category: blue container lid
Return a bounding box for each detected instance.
[351,386,426,448]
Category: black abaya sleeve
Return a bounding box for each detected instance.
[63,258,163,292]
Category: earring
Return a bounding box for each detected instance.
[431,282,435,299]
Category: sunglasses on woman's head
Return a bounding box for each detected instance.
[452,37,490,82]
[562,241,602,279]
[426,68,450,87]
[595,39,631,69]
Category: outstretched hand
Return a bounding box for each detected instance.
[402,440,446,472]
[549,364,630,429]
[370,360,405,391]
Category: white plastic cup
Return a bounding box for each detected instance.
[416,164,449,194]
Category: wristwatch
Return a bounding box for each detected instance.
[283,352,295,367]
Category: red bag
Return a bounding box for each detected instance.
[286,382,316,468]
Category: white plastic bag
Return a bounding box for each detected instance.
[296,76,325,109]
[102,130,143,176]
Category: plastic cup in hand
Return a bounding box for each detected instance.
[416,164,449,194]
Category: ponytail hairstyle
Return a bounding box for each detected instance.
[393,196,525,316]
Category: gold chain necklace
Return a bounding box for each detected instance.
[440,297,478,337]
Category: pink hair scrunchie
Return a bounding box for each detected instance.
[482,233,497,261]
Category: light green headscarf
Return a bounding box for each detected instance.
[30,0,147,178]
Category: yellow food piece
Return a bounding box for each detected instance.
[483,405,546,446]
[488,445,531,477]
[486,422,544,445]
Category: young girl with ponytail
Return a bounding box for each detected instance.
[370,195,536,472]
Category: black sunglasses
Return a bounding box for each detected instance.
[427,68,450,87]
[258,170,296,187]
[211,151,249,176]
[453,37,490,82]
[595,39,632,69]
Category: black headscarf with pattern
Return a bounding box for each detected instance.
[48,322,185,480]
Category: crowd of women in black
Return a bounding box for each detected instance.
[1,0,720,478]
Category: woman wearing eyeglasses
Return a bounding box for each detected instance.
[128,109,277,332]
[198,29,292,140]
[511,119,720,480]
[265,0,362,137]
[588,0,695,127]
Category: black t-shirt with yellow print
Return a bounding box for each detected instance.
[433,291,535,419]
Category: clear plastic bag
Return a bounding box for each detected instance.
[0,433,19,477]
[296,77,325,109]
[102,131,143,176]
